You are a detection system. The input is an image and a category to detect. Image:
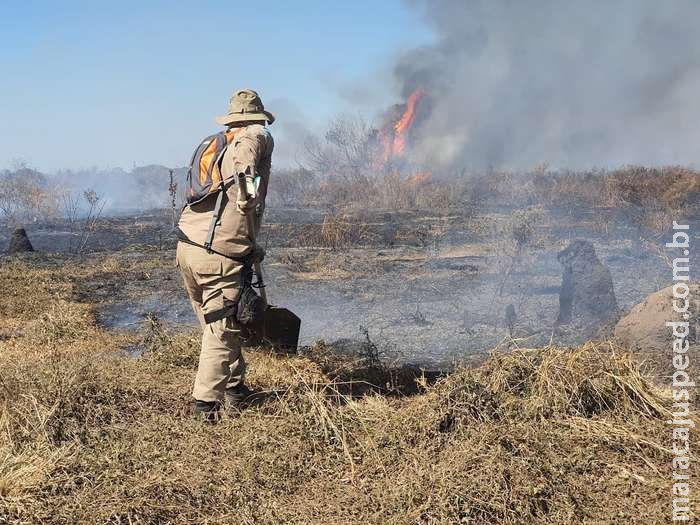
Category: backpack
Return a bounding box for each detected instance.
[183,128,242,249]
[185,129,241,205]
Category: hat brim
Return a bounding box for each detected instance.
[215,110,275,126]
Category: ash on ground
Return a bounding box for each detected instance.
[37,205,691,370]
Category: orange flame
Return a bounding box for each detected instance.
[374,88,433,190]
[392,88,425,157]
[375,88,426,169]
[406,171,432,187]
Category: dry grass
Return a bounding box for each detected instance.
[533,165,700,235]
[0,255,695,524]
[269,212,466,255]
[599,166,699,211]
[269,165,697,246]
[373,165,699,237]
[291,170,473,214]
[273,213,379,251]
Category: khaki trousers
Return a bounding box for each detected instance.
[176,242,246,402]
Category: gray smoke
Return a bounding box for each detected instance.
[396,0,700,170]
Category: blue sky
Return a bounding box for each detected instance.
[0,1,434,171]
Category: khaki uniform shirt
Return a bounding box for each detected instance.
[178,124,274,258]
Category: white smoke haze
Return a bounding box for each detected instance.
[265,97,330,170]
[394,0,700,170]
[50,165,187,214]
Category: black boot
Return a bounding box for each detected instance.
[225,384,256,407]
[194,399,221,424]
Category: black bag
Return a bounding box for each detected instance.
[236,285,265,326]
[202,262,265,327]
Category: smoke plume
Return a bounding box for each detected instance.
[395,0,700,170]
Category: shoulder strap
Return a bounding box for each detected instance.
[214,128,241,179]
[203,178,237,251]
[202,128,244,251]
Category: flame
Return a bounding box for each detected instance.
[392,88,425,156]
[372,88,431,186]
[375,88,426,170]
[406,171,432,187]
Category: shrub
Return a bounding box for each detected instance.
[505,206,544,250]
[0,164,60,226]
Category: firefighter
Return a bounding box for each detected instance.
[176,89,274,423]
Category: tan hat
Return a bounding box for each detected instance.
[215,89,275,126]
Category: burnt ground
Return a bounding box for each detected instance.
[2,205,692,368]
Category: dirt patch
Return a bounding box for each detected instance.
[615,284,699,357]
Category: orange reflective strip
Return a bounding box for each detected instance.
[200,128,243,190]
[199,139,219,186]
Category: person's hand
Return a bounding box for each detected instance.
[236,198,254,215]
[250,245,266,263]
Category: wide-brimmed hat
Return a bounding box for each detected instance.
[215,89,275,126]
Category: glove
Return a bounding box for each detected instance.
[236,198,255,215]
[250,245,266,263]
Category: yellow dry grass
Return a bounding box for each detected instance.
[0,254,695,524]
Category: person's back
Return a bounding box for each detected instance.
[178,121,274,258]
[176,89,275,423]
